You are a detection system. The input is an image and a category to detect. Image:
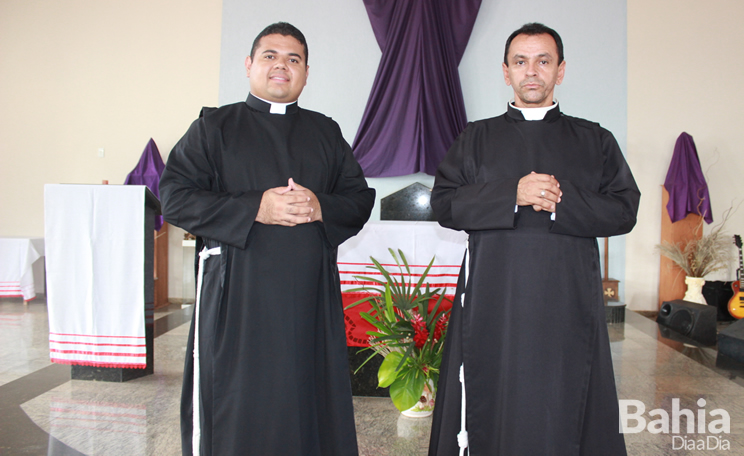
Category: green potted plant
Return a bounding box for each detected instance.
[345,249,450,416]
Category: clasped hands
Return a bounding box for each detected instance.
[256,178,323,226]
[516,171,562,213]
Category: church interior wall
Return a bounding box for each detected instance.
[625,0,744,311]
[2,0,740,312]
[0,0,223,300]
[218,0,629,301]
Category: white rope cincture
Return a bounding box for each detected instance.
[458,244,470,456]
[192,246,221,455]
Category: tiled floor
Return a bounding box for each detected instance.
[3,296,744,455]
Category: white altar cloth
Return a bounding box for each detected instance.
[338,221,468,291]
[337,221,468,346]
[45,184,147,368]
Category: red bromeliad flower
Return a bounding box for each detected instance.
[433,313,448,341]
[411,312,426,332]
[413,329,429,349]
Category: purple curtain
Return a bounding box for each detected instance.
[124,138,166,231]
[664,132,713,224]
[352,0,482,177]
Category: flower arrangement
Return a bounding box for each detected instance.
[345,249,450,413]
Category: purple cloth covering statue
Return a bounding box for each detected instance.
[124,138,166,230]
[352,0,482,177]
[663,132,713,224]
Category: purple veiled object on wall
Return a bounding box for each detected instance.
[124,138,166,230]
[663,132,713,224]
[352,0,482,177]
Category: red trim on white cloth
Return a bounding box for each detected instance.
[50,332,145,339]
[50,359,147,369]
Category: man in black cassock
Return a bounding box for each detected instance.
[159,22,374,456]
[428,23,640,455]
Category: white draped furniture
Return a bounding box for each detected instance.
[0,237,45,302]
[44,184,159,381]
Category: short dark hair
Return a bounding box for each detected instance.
[503,23,563,66]
[250,22,308,64]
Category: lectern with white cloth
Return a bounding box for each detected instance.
[44,184,159,382]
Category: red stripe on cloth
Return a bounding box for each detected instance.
[50,358,146,369]
[49,340,147,348]
[50,332,145,340]
[338,270,460,278]
[340,280,457,288]
[50,349,146,357]
[338,262,461,268]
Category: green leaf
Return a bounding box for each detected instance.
[344,293,381,310]
[378,351,404,388]
[389,370,425,412]
[384,284,395,323]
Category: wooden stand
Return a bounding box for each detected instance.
[602,238,620,302]
[154,222,168,309]
[658,186,702,309]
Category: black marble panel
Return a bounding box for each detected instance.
[348,347,389,397]
[380,182,435,221]
[703,280,736,322]
[605,302,626,324]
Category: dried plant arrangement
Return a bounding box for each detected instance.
[657,206,734,278]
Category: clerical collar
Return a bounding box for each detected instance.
[246,93,299,115]
[508,100,558,120]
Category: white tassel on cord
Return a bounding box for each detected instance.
[192,246,221,455]
[458,244,470,456]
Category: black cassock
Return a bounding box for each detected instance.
[428,105,640,456]
[160,94,374,456]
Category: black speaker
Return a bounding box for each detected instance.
[656,300,717,346]
[718,319,744,363]
[702,281,735,322]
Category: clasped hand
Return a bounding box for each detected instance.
[256,178,323,226]
[516,171,562,213]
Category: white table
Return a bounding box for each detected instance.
[0,237,45,302]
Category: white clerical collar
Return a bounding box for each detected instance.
[251,93,297,114]
[509,100,558,121]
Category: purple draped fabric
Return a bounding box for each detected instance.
[124,138,166,230]
[663,132,713,224]
[352,0,482,177]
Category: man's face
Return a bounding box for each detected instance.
[245,34,308,103]
[502,33,565,108]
